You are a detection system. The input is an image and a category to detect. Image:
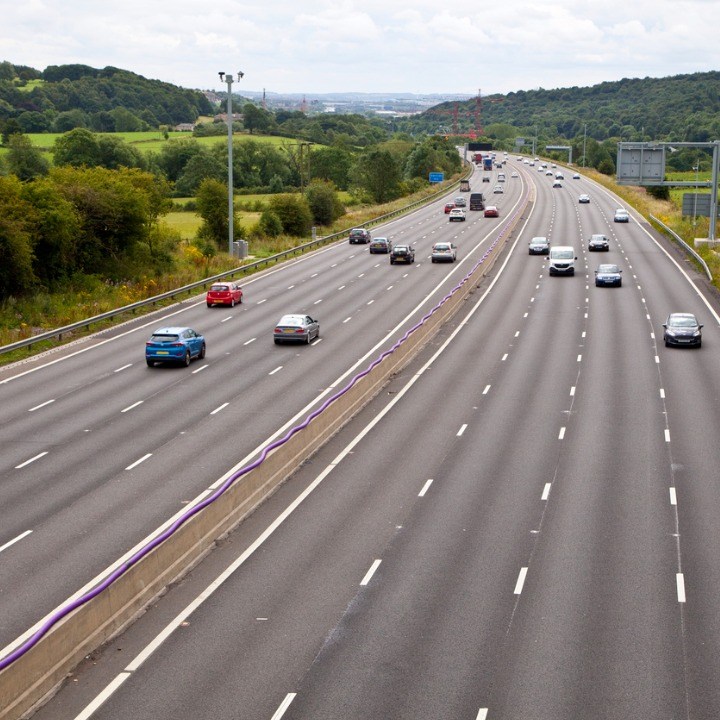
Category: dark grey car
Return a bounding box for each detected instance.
[273,314,320,344]
[663,313,702,348]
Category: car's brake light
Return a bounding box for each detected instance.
[294,328,304,333]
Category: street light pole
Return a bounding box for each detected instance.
[218,71,244,255]
[583,124,587,168]
[692,163,699,229]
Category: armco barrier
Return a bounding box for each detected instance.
[0,184,528,720]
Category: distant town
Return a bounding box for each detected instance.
[203,89,474,117]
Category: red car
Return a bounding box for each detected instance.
[444,202,455,214]
[206,281,243,307]
[484,206,499,218]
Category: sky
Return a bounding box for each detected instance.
[4,0,720,97]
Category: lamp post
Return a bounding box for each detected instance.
[299,142,314,192]
[692,163,700,229]
[218,71,244,255]
[582,124,587,168]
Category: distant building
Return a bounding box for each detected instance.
[174,123,196,132]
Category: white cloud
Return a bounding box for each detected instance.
[3,0,720,93]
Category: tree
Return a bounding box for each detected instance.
[268,194,313,236]
[258,209,283,237]
[53,128,101,167]
[353,148,402,203]
[305,180,343,225]
[308,146,352,189]
[0,175,37,298]
[7,134,50,180]
[153,137,206,182]
[96,135,146,170]
[196,178,232,248]
[242,103,274,135]
[175,151,225,195]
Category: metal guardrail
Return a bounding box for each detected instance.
[0,175,470,357]
[649,214,713,281]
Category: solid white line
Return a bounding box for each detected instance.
[665,429,671,443]
[73,672,131,720]
[419,479,433,497]
[476,709,489,720]
[243,338,256,346]
[113,364,132,373]
[457,424,468,436]
[483,385,491,395]
[125,453,152,470]
[677,573,686,603]
[360,559,382,586]
[669,487,677,505]
[558,427,566,440]
[270,693,297,720]
[541,483,551,501]
[121,400,143,413]
[210,403,229,415]
[0,530,33,554]
[514,567,528,594]
[15,452,48,469]
[28,399,55,412]
[269,366,283,375]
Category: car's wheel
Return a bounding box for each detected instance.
[390,259,395,264]
[697,340,702,348]
[207,303,212,308]
[199,343,206,359]
[231,298,235,307]
[274,338,281,345]
[183,350,191,366]
[664,339,670,347]
[146,359,154,367]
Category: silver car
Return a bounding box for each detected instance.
[273,314,320,344]
[431,242,457,263]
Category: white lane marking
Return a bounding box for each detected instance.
[311,273,318,278]
[243,338,256,346]
[210,403,229,415]
[558,427,566,440]
[270,693,297,720]
[419,479,433,497]
[582,331,586,338]
[360,559,382,586]
[73,672,131,720]
[269,366,283,376]
[192,364,208,374]
[660,388,665,399]
[113,364,132,373]
[314,299,323,305]
[367,299,374,305]
[358,273,365,278]
[386,285,394,291]
[287,285,295,290]
[669,487,677,505]
[337,285,346,291]
[514,331,520,337]
[221,316,233,323]
[570,386,576,396]
[665,429,671,443]
[514,567,528,594]
[257,299,267,304]
[125,453,152,470]
[650,332,656,340]
[343,317,352,323]
[530,297,535,303]
[15,452,48,469]
[121,400,143,413]
[483,385,491,395]
[655,356,660,364]
[523,312,528,318]
[541,483,551,501]
[502,353,508,361]
[28,399,55,412]
[457,424,468,437]
[577,354,582,362]
[330,264,337,268]
[677,573,686,603]
[475,710,488,720]
[0,530,33,554]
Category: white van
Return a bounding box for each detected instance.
[548,245,577,275]
[498,172,506,182]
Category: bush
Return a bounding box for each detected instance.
[258,209,283,237]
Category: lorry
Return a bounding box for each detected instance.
[459,179,471,192]
[469,192,485,211]
[483,156,493,171]
[473,152,483,164]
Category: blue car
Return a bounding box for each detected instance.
[146,326,206,367]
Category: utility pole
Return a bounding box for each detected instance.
[218,71,244,255]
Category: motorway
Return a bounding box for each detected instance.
[6,157,720,719]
